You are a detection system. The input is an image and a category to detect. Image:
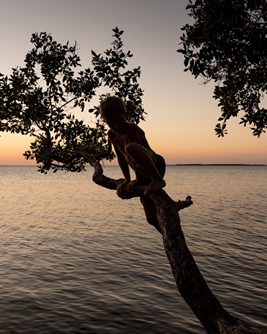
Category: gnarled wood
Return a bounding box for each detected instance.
[88,158,266,334]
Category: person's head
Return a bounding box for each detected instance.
[99,95,127,118]
[99,96,129,134]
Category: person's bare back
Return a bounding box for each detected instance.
[99,95,166,197]
[99,95,166,233]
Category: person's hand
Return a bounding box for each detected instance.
[126,179,141,193]
[117,180,130,194]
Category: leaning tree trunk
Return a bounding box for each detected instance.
[89,158,267,334]
[151,190,267,334]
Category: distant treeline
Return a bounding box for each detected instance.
[170,164,266,166]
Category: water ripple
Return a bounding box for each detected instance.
[0,165,266,333]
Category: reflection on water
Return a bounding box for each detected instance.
[0,165,266,333]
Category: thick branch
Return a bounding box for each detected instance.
[41,153,265,333]
[89,156,124,190]
[151,190,267,334]
[90,160,267,334]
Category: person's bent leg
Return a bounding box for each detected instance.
[125,143,165,195]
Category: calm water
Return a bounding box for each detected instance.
[0,165,266,334]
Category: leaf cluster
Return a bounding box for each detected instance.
[0,29,143,171]
[90,27,145,124]
[178,0,267,136]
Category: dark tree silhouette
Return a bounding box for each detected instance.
[0,29,266,334]
[0,28,144,173]
[178,0,267,137]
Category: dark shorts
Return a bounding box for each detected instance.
[138,146,166,185]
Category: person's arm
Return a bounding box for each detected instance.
[126,170,143,193]
[108,131,131,193]
[114,144,131,182]
[124,124,147,192]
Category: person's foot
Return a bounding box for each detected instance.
[144,179,166,195]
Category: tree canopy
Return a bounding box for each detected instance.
[178,0,267,137]
[0,28,144,172]
[1,27,267,334]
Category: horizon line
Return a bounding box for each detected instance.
[0,163,266,167]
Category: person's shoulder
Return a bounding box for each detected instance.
[127,122,144,133]
[108,129,116,140]
[132,123,145,137]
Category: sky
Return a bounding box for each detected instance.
[0,0,266,165]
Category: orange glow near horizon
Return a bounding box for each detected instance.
[1,133,35,165]
[0,1,266,166]
[1,126,267,166]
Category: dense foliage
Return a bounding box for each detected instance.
[0,28,144,172]
[178,0,267,136]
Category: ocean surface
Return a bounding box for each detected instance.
[0,165,266,334]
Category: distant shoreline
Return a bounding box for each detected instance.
[0,164,266,167]
[169,164,266,166]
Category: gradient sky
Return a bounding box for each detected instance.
[1,0,266,165]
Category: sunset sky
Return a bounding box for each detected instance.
[1,0,266,165]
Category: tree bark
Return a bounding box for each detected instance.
[150,190,266,334]
[89,159,266,334]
